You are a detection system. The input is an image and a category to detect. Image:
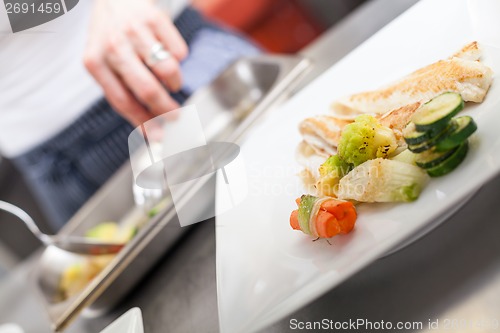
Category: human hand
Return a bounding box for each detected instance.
[83,0,188,126]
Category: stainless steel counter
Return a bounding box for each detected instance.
[4,1,499,332]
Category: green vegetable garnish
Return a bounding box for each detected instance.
[338,115,398,166]
[317,155,353,196]
[297,195,318,235]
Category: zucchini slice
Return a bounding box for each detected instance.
[415,147,457,169]
[435,116,477,152]
[412,92,464,133]
[426,141,469,177]
[403,122,432,145]
[408,140,437,153]
[407,124,454,153]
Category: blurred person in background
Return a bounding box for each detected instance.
[0,0,260,230]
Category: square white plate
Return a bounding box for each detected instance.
[215,0,500,332]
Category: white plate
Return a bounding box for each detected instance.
[0,324,23,333]
[215,0,500,332]
[100,308,144,333]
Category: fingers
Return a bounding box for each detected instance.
[82,4,188,126]
[84,51,153,126]
[126,23,183,92]
[151,13,188,62]
[105,33,180,117]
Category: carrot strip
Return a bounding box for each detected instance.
[320,200,356,235]
[290,196,357,238]
[290,209,300,230]
[315,210,341,238]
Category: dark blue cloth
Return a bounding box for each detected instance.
[12,7,260,230]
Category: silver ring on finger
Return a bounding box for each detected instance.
[146,42,171,67]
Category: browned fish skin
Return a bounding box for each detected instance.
[331,42,493,117]
[378,102,421,145]
[452,41,481,60]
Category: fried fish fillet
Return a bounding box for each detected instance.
[298,102,419,154]
[331,42,493,119]
[296,141,328,181]
[378,102,421,146]
[298,116,352,155]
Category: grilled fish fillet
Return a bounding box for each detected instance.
[331,41,493,119]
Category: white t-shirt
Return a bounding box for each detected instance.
[0,0,188,157]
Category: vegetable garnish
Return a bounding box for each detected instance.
[403,93,475,177]
[316,155,353,197]
[336,158,429,203]
[290,195,357,238]
[435,116,477,152]
[411,92,464,133]
[338,115,398,166]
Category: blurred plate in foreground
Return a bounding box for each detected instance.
[100,308,143,333]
